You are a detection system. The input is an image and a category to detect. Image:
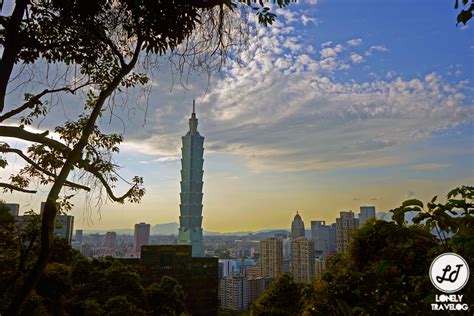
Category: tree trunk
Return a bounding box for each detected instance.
[4,40,142,315]
[0,0,28,113]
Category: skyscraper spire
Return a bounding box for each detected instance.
[178,103,205,257]
[189,100,198,132]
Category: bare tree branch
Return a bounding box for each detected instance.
[0,182,37,194]
[0,82,90,123]
[0,145,91,191]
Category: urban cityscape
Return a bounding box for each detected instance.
[2,105,384,313]
[3,104,467,314]
[0,0,472,315]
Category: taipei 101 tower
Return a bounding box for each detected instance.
[178,101,205,257]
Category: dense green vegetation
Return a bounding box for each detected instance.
[0,203,186,316]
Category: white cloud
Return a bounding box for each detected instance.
[412,163,451,170]
[301,15,318,26]
[321,41,332,48]
[350,53,364,64]
[117,9,473,174]
[154,156,180,162]
[347,38,362,46]
[320,47,337,59]
[366,45,389,56]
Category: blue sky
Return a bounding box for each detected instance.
[2,0,473,231]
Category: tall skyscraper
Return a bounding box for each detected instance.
[336,211,359,254]
[104,231,117,248]
[291,212,305,240]
[311,220,336,258]
[178,101,205,257]
[359,206,376,227]
[260,237,283,278]
[134,222,150,254]
[290,237,315,284]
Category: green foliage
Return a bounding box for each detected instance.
[146,276,186,316]
[103,296,146,316]
[455,0,474,25]
[250,273,308,315]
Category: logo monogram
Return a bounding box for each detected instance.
[436,264,463,284]
[430,253,470,293]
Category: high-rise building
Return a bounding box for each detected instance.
[245,264,262,279]
[260,237,283,278]
[291,212,305,240]
[40,201,74,243]
[282,258,291,273]
[359,206,376,227]
[248,277,273,304]
[134,222,150,253]
[311,220,336,258]
[314,257,327,279]
[282,236,291,258]
[178,102,205,257]
[291,237,315,284]
[336,211,359,254]
[330,223,337,254]
[136,245,218,315]
[5,203,19,216]
[104,231,117,248]
[54,215,74,244]
[81,244,92,257]
[219,272,249,310]
[75,229,83,244]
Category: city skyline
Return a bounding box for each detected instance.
[1,1,473,232]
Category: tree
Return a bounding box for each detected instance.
[454,0,474,26]
[145,276,186,316]
[0,1,293,313]
[250,273,309,315]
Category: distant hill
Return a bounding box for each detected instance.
[251,229,290,239]
[82,225,312,238]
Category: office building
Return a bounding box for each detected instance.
[54,215,74,244]
[314,257,327,279]
[40,201,74,243]
[359,206,376,227]
[104,231,117,248]
[125,245,218,316]
[260,237,283,278]
[283,258,291,273]
[311,220,336,258]
[81,244,92,257]
[291,211,305,239]
[246,264,261,279]
[291,237,315,284]
[282,236,291,258]
[178,102,205,257]
[75,229,83,244]
[219,272,249,310]
[5,203,19,216]
[336,211,359,254]
[134,222,150,254]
